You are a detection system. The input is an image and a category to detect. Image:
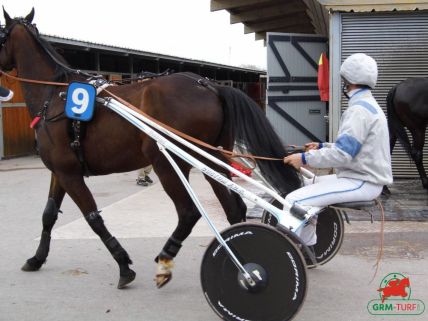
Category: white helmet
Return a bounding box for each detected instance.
[340,53,378,89]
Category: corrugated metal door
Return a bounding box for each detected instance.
[340,12,428,177]
[267,32,328,147]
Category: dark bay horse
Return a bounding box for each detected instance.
[0,9,301,289]
[387,78,428,189]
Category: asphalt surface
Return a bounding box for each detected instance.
[0,156,427,321]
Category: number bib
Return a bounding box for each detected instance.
[65,82,96,121]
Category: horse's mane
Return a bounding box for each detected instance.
[38,35,70,68]
[12,18,71,81]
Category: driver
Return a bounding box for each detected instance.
[283,53,393,247]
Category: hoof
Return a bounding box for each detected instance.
[155,272,172,288]
[155,258,174,288]
[117,269,136,289]
[381,185,391,197]
[21,257,44,271]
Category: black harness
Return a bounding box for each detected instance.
[0,18,100,176]
[178,72,219,96]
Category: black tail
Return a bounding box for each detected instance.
[386,85,412,157]
[216,86,301,195]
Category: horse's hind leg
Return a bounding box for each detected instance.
[152,158,201,288]
[203,162,247,224]
[410,128,428,188]
[383,133,398,195]
[22,173,65,271]
[390,132,397,153]
[55,173,135,289]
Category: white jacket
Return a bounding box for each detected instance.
[304,89,393,186]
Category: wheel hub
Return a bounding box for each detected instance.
[237,263,268,293]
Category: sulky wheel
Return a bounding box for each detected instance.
[262,199,345,268]
[200,222,307,321]
[311,207,345,267]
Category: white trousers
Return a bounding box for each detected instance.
[285,174,383,246]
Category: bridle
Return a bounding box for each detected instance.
[0,17,33,46]
[0,25,8,46]
[0,18,94,79]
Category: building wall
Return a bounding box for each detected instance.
[0,71,34,159]
[1,39,265,159]
[330,11,428,177]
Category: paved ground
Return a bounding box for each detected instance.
[0,156,427,321]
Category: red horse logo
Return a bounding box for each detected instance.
[378,277,410,303]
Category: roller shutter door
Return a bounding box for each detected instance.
[341,12,428,177]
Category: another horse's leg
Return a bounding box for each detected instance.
[152,158,200,288]
[410,128,428,189]
[383,133,398,196]
[22,173,65,271]
[390,132,397,153]
[56,173,135,288]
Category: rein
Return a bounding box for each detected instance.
[0,70,68,86]
[0,70,290,163]
[103,88,286,162]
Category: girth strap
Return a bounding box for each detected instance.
[69,120,91,177]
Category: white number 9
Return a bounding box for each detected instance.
[71,88,89,114]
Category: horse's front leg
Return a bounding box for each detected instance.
[56,172,135,289]
[22,173,65,271]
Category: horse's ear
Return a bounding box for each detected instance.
[25,7,35,23]
[2,6,12,27]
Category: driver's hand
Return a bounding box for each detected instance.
[283,153,303,170]
[304,142,319,151]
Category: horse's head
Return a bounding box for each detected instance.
[0,7,37,71]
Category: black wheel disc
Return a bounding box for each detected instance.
[201,223,307,321]
[311,207,344,266]
[261,198,344,267]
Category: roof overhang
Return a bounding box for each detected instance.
[210,0,329,42]
[42,34,264,73]
[317,0,428,12]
